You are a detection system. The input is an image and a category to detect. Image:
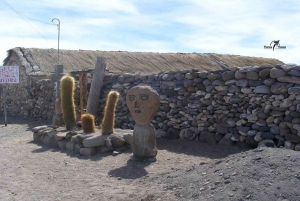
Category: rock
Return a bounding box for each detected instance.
[295,144,300,151]
[229,98,243,104]
[216,124,228,134]
[109,134,125,147]
[43,129,57,138]
[237,126,250,136]
[254,132,263,142]
[246,136,258,148]
[284,141,295,150]
[199,131,217,145]
[98,146,114,153]
[32,125,49,132]
[185,128,197,140]
[218,134,234,146]
[270,68,286,78]
[280,99,293,108]
[270,126,280,135]
[122,133,133,144]
[207,73,221,80]
[264,78,276,86]
[235,71,246,79]
[185,72,198,79]
[247,114,258,123]
[261,132,275,140]
[54,132,68,141]
[105,138,112,147]
[66,141,76,151]
[259,68,271,77]
[278,76,300,84]
[253,85,271,94]
[222,71,235,81]
[65,131,78,140]
[75,133,95,144]
[247,130,257,137]
[258,140,275,148]
[226,118,236,127]
[288,69,300,76]
[285,134,300,144]
[288,87,300,94]
[112,150,121,156]
[33,132,41,142]
[166,128,180,139]
[271,82,288,94]
[80,148,97,156]
[58,140,68,149]
[236,80,248,87]
[74,144,83,153]
[82,135,107,148]
[246,71,259,80]
[249,80,264,87]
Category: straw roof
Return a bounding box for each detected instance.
[3,47,284,76]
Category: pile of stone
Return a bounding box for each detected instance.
[96,64,300,151]
[32,125,133,156]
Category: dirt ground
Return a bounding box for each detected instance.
[0,116,300,201]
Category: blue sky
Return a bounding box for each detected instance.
[0,0,299,65]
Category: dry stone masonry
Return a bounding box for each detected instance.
[97,64,300,151]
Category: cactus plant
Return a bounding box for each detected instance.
[81,113,95,133]
[60,74,76,130]
[101,90,120,135]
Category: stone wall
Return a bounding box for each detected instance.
[96,64,300,151]
[0,72,90,121]
[2,62,300,151]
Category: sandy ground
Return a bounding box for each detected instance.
[0,116,300,201]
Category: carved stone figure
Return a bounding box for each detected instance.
[126,85,159,159]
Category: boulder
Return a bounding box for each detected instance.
[82,135,107,148]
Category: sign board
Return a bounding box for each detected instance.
[0,66,19,84]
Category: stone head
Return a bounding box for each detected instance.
[126,86,159,124]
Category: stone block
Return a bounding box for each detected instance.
[80,148,97,156]
[199,131,217,145]
[82,135,107,148]
[108,134,125,147]
[66,141,76,152]
[58,140,68,149]
[122,133,133,144]
[32,125,49,132]
[54,132,68,141]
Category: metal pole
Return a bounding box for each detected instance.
[52,18,60,65]
[3,85,7,126]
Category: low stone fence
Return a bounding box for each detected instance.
[32,125,133,156]
[96,64,300,151]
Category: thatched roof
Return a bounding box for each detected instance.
[3,47,284,76]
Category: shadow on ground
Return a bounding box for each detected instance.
[156,137,249,159]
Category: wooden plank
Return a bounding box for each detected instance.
[86,57,106,116]
[79,73,84,116]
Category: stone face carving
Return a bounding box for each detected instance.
[126,85,159,159]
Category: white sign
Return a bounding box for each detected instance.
[0,66,19,84]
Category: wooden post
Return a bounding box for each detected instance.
[86,57,106,116]
[79,72,84,116]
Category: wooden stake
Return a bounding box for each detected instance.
[79,72,84,116]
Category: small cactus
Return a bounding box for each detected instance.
[101,90,120,135]
[81,113,95,133]
[60,74,76,130]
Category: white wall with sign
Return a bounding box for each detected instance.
[0,66,19,84]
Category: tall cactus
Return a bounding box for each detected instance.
[81,113,95,133]
[60,74,76,130]
[101,90,120,135]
